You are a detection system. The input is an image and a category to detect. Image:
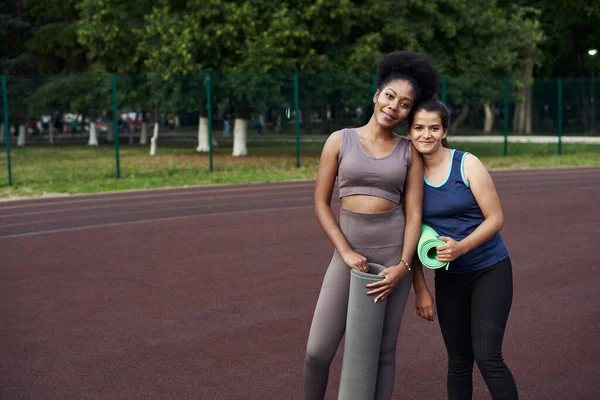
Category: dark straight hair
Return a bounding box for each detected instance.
[407,99,451,148]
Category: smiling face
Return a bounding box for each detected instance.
[408,110,447,155]
[373,80,416,129]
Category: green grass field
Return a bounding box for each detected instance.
[1,141,599,199]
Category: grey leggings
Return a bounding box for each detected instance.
[304,207,413,400]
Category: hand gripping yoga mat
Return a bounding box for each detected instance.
[338,263,388,400]
[418,224,449,270]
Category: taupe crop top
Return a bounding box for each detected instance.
[337,128,412,203]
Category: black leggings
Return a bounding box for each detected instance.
[435,258,518,400]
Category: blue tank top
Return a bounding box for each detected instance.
[423,149,509,273]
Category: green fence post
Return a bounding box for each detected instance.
[503,77,509,157]
[294,73,301,168]
[206,73,213,172]
[557,78,563,155]
[111,74,121,178]
[1,75,12,186]
[442,75,447,104]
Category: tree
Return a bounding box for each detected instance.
[26,75,111,144]
[507,0,600,132]
[76,0,152,74]
[23,0,88,73]
[0,0,36,74]
[404,0,543,134]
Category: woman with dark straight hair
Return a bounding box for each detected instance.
[409,99,519,400]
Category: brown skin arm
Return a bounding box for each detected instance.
[412,256,436,321]
[366,144,424,301]
[314,131,369,272]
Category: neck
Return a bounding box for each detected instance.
[361,114,396,139]
[423,147,451,171]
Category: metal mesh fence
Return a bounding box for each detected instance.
[1,73,599,189]
[2,74,599,142]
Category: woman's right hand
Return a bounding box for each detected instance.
[340,249,368,272]
[415,287,436,322]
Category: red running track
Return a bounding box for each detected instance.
[1,168,599,399]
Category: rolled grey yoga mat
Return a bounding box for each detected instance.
[338,262,388,400]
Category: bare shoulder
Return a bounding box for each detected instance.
[463,153,492,186]
[464,153,487,172]
[321,130,344,153]
[327,130,343,144]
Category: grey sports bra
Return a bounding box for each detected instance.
[337,128,412,203]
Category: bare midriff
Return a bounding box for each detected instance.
[340,194,400,214]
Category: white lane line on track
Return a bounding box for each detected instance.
[4,172,598,218]
[0,181,316,210]
[0,195,316,229]
[3,176,599,227]
[1,168,598,210]
[0,187,318,219]
[7,172,593,219]
[0,204,319,239]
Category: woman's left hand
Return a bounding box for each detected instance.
[365,264,410,303]
[436,236,465,262]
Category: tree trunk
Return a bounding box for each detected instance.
[483,104,495,134]
[17,125,26,147]
[88,122,98,146]
[140,122,148,145]
[0,124,4,144]
[450,105,470,133]
[106,122,114,142]
[512,56,534,134]
[150,122,159,156]
[196,116,209,152]
[175,115,180,128]
[232,118,248,156]
[128,123,134,144]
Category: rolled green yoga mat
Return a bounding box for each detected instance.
[338,263,387,400]
[418,224,449,270]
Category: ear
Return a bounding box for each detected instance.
[373,89,380,104]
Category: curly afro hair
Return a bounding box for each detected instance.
[376,50,439,106]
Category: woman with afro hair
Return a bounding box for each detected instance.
[304,50,439,399]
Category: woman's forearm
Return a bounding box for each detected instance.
[412,257,429,292]
[314,202,352,255]
[460,215,503,255]
[400,211,421,268]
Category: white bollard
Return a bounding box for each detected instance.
[232,118,248,156]
[196,117,209,152]
[87,122,98,146]
[17,124,26,147]
[149,122,158,156]
[140,122,148,145]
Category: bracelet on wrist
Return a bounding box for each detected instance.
[399,259,411,272]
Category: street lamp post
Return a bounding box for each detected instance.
[589,49,597,135]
